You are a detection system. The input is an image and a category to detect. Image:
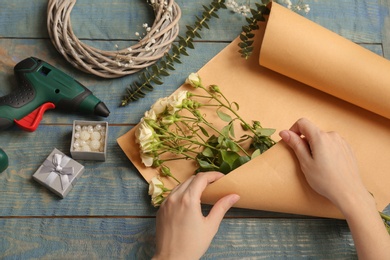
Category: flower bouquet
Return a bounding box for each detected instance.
[136,73,276,206]
[117,2,390,224]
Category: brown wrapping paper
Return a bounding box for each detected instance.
[117,2,390,219]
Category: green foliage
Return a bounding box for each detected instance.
[238,2,271,59]
[121,0,227,106]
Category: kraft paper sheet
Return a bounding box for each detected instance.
[117,2,390,219]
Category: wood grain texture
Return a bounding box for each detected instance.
[0,218,356,259]
[0,0,389,258]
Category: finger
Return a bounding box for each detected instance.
[207,194,240,226]
[289,118,321,142]
[185,171,225,199]
[279,130,312,162]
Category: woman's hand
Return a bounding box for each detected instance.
[279,118,390,259]
[153,171,240,260]
[279,117,365,209]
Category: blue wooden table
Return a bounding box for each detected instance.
[1,0,389,258]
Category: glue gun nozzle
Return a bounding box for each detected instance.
[94,102,110,117]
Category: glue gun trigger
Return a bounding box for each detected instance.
[14,102,55,132]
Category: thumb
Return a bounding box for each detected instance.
[207,194,240,226]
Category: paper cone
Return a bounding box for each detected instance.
[117,2,390,219]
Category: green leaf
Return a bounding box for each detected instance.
[202,147,214,157]
[238,42,248,48]
[187,40,194,49]
[199,125,209,137]
[202,11,211,19]
[242,25,252,33]
[240,33,248,41]
[196,158,218,172]
[257,128,276,136]
[232,156,251,171]
[219,161,231,174]
[210,12,219,18]
[194,31,202,38]
[180,48,189,56]
[249,23,260,30]
[251,149,261,159]
[219,150,240,166]
[159,69,170,77]
[151,77,163,85]
[231,101,239,111]
[217,110,232,122]
[226,139,239,152]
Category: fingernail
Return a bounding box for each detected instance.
[279,130,290,142]
[230,194,240,204]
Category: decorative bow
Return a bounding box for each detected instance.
[40,153,74,190]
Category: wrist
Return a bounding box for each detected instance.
[334,189,377,219]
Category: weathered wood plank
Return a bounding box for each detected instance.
[0,0,386,43]
[0,218,356,259]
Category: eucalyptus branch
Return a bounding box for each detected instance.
[120,0,227,106]
[238,1,270,59]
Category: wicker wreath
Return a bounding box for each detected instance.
[47,0,181,78]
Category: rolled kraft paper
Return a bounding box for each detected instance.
[118,3,390,219]
[260,2,390,120]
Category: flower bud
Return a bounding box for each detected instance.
[185,73,201,88]
[209,85,221,93]
[160,165,172,177]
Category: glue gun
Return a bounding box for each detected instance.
[0,57,110,131]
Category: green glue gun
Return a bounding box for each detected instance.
[0,57,110,131]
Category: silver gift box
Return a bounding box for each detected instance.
[32,148,85,198]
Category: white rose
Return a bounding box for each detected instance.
[151,97,169,115]
[136,121,154,144]
[144,109,157,121]
[141,152,154,167]
[167,90,188,114]
[185,73,201,88]
[148,176,163,197]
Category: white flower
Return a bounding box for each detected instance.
[148,176,163,197]
[136,121,154,145]
[144,109,157,121]
[185,73,201,88]
[167,90,188,114]
[151,97,169,115]
[141,152,154,167]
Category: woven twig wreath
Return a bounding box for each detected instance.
[47,0,181,78]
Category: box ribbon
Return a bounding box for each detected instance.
[40,153,74,190]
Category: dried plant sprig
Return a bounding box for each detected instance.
[120,0,227,106]
[238,0,270,59]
